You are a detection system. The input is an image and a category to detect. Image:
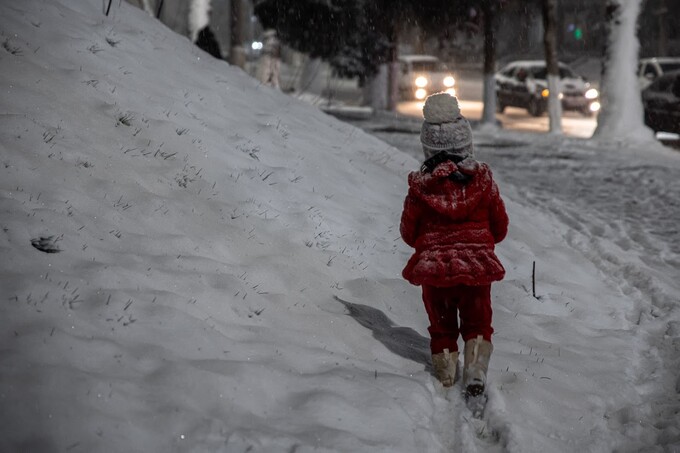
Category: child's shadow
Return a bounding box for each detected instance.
[334,296,432,374]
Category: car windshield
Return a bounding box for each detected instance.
[659,62,680,72]
[411,61,447,72]
[528,65,576,80]
[559,66,576,78]
[651,75,675,92]
[530,67,547,79]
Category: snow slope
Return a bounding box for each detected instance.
[0,1,678,452]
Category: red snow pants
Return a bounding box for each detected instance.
[422,284,493,354]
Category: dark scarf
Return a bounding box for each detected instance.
[420,151,472,183]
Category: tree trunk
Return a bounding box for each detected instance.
[189,0,211,42]
[153,0,162,17]
[593,0,653,141]
[481,0,497,125]
[299,56,324,95]
[229,0,246,69]
[387,23,399,112]
[542,0,562,134]
[363,65,389,111]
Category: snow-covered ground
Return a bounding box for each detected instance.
[1,1,678,452]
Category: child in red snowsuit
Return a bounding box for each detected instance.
[400,93,509,396]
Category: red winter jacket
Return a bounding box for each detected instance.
[400,159,509,287]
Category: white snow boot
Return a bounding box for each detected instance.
[432,348,459,387]
[463,335,493,397]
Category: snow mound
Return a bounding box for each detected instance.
[0,0,430,451]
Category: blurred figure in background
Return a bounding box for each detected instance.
[257,29,281,89]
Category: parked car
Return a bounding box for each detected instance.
[398,55,457,101]
[637,57,680,90]
[495,60,600,117]
[642,70,680,134]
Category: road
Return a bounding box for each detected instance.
[396,73,598,138]
[301,66,679,147]
[396,74,679,146]
[397,100,598,138]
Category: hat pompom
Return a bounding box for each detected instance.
[422,93,461,124]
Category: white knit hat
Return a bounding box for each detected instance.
[420,93,473,159]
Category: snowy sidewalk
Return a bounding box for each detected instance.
[358,117,680,452]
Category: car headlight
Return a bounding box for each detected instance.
[585,88,599,99]
[589,101,601,112]
[415,76,428,88]
[443,76,455,87]
[415,88,428,100]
